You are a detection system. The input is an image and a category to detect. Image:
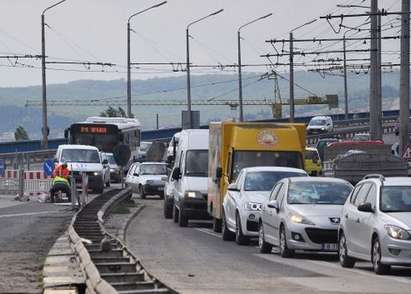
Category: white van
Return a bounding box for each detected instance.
[163,130,209,226]
[307,116,333,134]
[55,144,107,194]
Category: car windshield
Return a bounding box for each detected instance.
[140,164,166,175]
[231,151,303,182]
[380,186,411,212]
[106,154,117,165]
[140,142,152,152]
[304,150,319,161]
[288,181,352,205]
[309,119,327,126]
[61,149,100,163]
[244,171,306,191]
[185,150,208,177]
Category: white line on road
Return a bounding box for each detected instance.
[0,210,60,218]
[195,228,221,238]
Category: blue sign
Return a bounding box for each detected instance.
[0,159,5,177]
[43,159,55,177]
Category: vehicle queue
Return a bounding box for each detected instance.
[127,119,411,276]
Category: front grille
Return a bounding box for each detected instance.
[246,220,258,232]
[305,228,338,244]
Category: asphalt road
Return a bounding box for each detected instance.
[0,198,72,293]
[126,197,411,294]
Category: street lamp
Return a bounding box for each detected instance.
[41,0,67,149]
[127,1,167,118]
[186,9,224,129]
[237,13,272,122]
[289,18,317,122]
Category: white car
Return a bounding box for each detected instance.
[222,167,308,245]
[126,162,167,199]
[339,175,411,274]
[307,116,333,134]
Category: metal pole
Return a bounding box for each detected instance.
[127,22,132,118]
[289,32,295,122]
[238,30,244,122]
[343,36,349,120]
[376,10,383,139]
[156,113,159,129]
[41,14,48,149]
[369,0,380,140]
[186,28,192,129]
[400,0,410,155]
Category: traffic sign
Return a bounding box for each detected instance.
[0,159,5,177]
[402,145,411,161]
[43,159,55,176]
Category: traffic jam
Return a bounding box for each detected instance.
[49,114,411,276]
[124,115,411,276]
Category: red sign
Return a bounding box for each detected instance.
[402,145,411,161]
[80,126,108,134]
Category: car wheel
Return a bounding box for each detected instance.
[372,237,390,275]
[138,185,145,199]
[163,198,173,219]
[222,211,235,241]
[235,213,249,245]
[178,208,188,227]
[339,231,355,268]
[173,205,179,223]
[279,225,294,258]
[258,222,273,254]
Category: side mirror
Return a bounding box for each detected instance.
[102,159,108,165]
[171,167,181,181]
[267,200,279,210]
[216,167,223,179]
[358,202,374,213]
[228,183,239,192]
[133,172,139,177]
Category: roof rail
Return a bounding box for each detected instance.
[362,174,385,182]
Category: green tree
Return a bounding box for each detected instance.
[14,125,29,141]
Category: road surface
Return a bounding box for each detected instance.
[126,197,411,294]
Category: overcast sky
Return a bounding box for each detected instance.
[0,0,401,87]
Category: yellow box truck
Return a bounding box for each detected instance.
[208,122,306,232]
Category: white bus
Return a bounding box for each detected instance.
[65,116,141,164]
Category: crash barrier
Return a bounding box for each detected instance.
[0,169,52,196]
[67,188,176,294]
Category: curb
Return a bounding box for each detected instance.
[122,204,145,243]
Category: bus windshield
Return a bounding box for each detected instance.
[72,133,118,152]
[231,151,303,182]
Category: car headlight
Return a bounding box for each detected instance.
[93,171,101,176]
[384,225,411,240]
[185,191,203,199]
[245,202,262,211]
[321,127,326,130]
[290,213,315,225]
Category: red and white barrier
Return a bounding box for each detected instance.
[0,169,52,198]
[3,169,50,180]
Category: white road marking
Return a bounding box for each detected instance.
[0,210,60,218]
[195,228,221,238]
[255,253,411,284]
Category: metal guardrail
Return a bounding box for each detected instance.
[68,188,176,294]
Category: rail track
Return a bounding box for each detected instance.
[72,189,175,294]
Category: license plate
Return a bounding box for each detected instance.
[322,243,338,251]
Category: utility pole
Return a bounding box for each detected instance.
[186,9,223,129]
[343,36,349,120]
[127,1,167,119]
[156,113,159,129]
[289,32,295,122]
[41,0,67,149]
[237,13,272,122]
[369,0,381,140]
[377,11,382,136]
[400,0,410,155]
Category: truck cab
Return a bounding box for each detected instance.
[208,122,306,232]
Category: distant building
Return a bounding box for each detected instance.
[0,132,15,142]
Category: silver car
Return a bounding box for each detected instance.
[259,177,353,257]
[339,175,411,274]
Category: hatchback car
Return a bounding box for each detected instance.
[222,167,308,245]
[125,162,167,199]
[339,175,411,274]
[259,177,353,257]
[307,116,333,135]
